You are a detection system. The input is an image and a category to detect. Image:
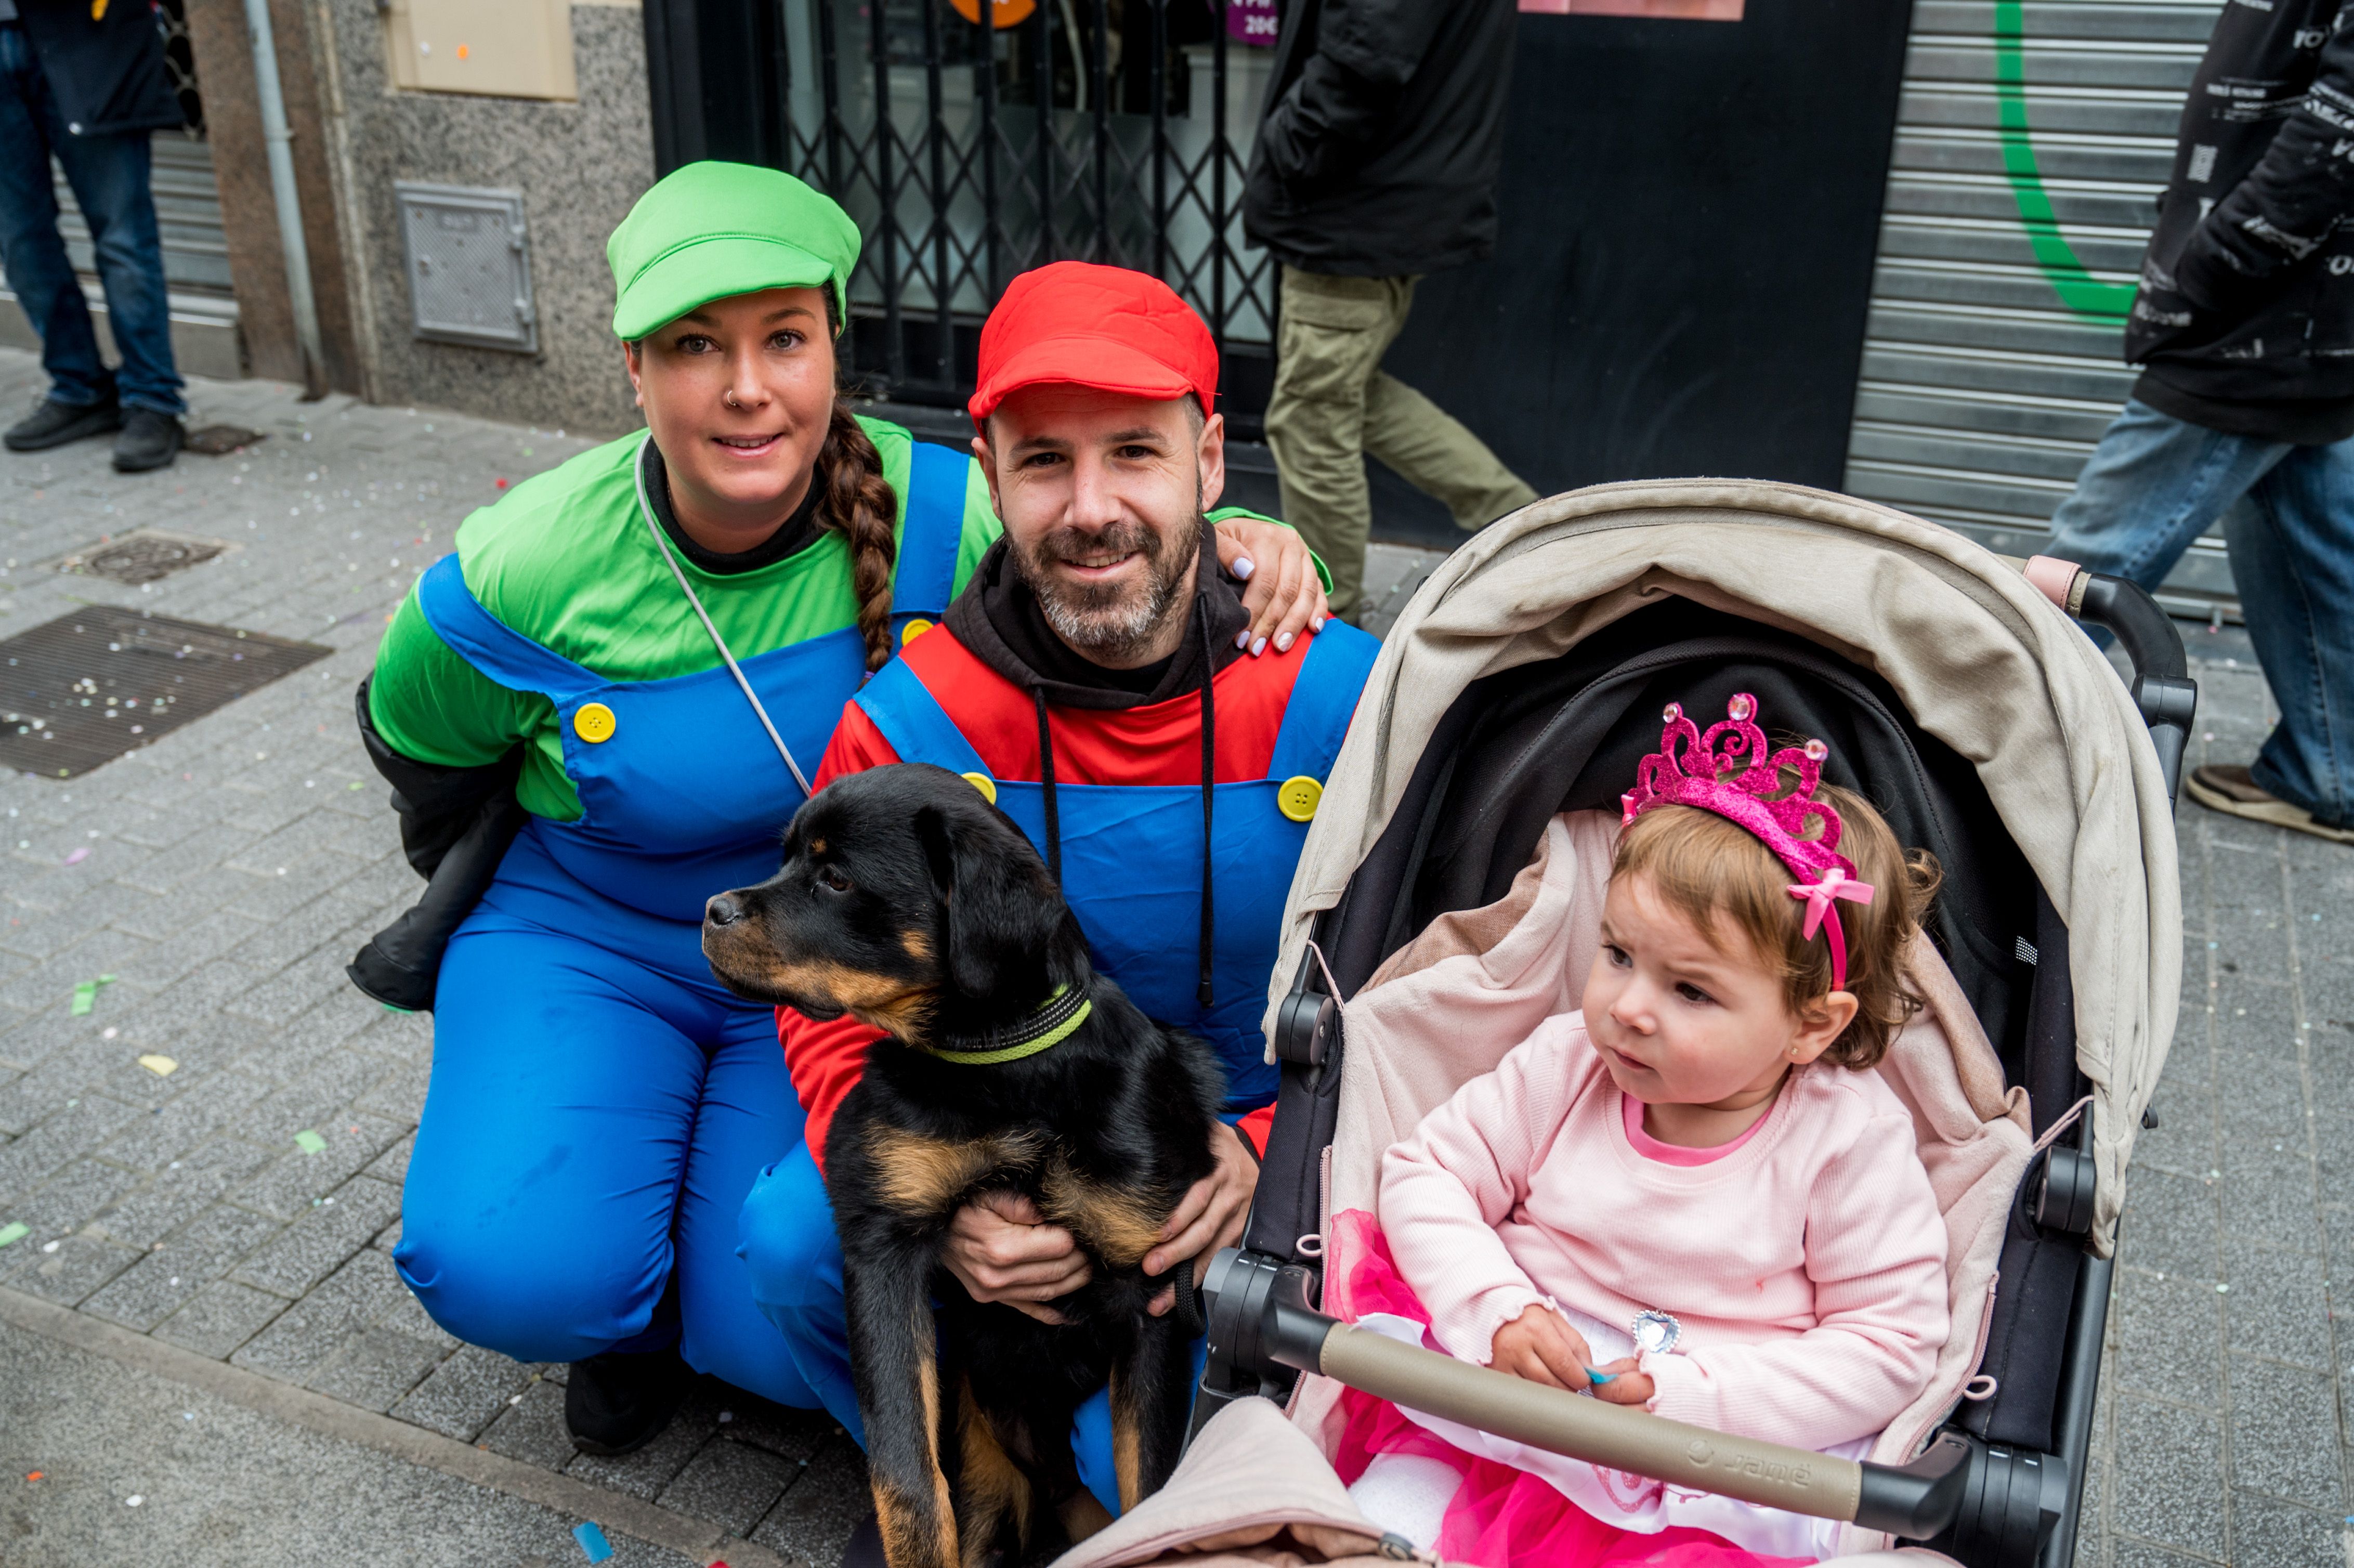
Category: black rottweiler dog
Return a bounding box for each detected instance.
[702,763,1224,1568]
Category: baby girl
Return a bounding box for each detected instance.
[1337,695,1951,1566]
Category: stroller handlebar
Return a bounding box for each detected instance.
[1206,1247,1978,1540]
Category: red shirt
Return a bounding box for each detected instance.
[782,624,1306,1169]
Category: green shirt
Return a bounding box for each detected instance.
[368,417,1002,821]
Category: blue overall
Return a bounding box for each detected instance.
[392,438,970,1403]
[737,620,1380,1507]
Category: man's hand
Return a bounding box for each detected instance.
[941,1191,1090,1325]
[1144,1122,1258,1316]
[1213,518,1330,657]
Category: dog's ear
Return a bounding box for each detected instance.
[914,802,1061,1000]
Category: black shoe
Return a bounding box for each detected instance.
[5,396,120,452]
[112,409,184,472]
[840,1510,885,1568]
[564,1345,691,1456]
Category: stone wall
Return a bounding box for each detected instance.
[312,0,653,436]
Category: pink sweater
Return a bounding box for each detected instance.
[1377,1011,1950,1453]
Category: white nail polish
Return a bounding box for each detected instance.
[1235,630,1250,650]
[1232,556,1254,580]
[1275,632,1293,652]
[1310,616,1326,632]
[1251,637,1267,657]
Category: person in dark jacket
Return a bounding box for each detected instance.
[2045,0,2354,844]
[0,0,187,470]
[1244,0,1537,621]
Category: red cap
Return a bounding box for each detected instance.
[969,262,1219,429]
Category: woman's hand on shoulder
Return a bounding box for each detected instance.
[1213,518,1330,656]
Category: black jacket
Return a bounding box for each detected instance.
[1242,0,1519,278]
[14,0,182,138]
[2126,0,2354,441]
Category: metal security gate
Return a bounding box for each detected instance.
[1841,0,2234,617]
[765,0,1281,425]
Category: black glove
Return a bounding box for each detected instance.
[347,679,528,1012]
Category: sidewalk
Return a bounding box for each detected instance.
[0,350,2344,1567]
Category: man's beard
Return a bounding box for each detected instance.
[1011,510,1204,662]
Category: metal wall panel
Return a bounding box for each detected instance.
[1841,0,2236,615]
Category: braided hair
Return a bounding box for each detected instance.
[812,293,900,672]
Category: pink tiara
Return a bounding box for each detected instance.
[1619,693,1874,991]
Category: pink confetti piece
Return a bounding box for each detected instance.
[62,848,89,866]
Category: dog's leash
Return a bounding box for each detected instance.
[917,984,1092,1065]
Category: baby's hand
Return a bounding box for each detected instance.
[1588,1356,1656,1406]
[1489,1303,1603,1392]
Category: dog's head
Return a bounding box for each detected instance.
[702,763,1082,1043]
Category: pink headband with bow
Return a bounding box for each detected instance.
[1619,694,1875,991]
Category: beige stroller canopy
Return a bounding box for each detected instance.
[1268,478,2181,1252]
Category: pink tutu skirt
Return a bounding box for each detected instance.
[1324,1211,1816,1568]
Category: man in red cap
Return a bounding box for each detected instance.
[737,260,1380,1541]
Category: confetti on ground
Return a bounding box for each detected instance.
[23,1472,39,1482]
[62,847,88,866]
[347,780,365,790]
[0,1223,26,1249]
[125,1495,142,1507]
[573,1521,613,1563]
[69,975,115,1016]
[137,1055,177,1077]
[101,1027,117,1040]
[293,1130,328,1155]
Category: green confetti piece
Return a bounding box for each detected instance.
[0,1222,27,1249]
[347,780,365,791]
[293,1130,328,1155]
[69,974,117,1015]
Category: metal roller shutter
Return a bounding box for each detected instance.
[1842,0,2233,617]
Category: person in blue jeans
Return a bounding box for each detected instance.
[2044,0,2354,846]
[0,0,188,471]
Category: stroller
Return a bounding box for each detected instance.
[1073,480,2189,1568]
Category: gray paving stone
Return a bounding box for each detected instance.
[391,1342,537,1441]
[232,1113,404,1220]
[2112,1268,2225,1405]
[7,1229,140,1304]
[2220,1239,2333,1370]
[567,1384,728,1500]
[2112,1394,2228,1556]
[81,1200,284,1330]
[2226,1490,2346,1567]
[306,1322,449,1411]
[2121,1167,2225,1282]
[480,1377,577,1469]
[231,1243,413,1382]
[154,1278,287,1358]
[87,1135,274,1248]
[658,1435,799,1536]
[751,1436,869,1567]
[2225,1355,2343,1509]
[227,1172,400,1297]
[0,1092,138,1193]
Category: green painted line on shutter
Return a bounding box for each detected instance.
[1994,0,2140,322]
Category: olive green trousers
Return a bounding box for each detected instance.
[1263,267,1539,618]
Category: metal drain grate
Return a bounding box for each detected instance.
[56,530,233,586]
[1,609,331,778]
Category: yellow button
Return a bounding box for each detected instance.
[1277,775,1322,822]
[901,617,935,646]
[961,772,998,805]
[572,702,618,743]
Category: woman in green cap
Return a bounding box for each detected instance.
[350,162,1325,1453]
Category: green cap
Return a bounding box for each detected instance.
[607,161,861,341]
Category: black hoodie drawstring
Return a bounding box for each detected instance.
[1195,595,1217,1008]
[1034,686,1062,885]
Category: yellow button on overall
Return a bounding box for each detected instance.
[901,617,935,646]
[962,772,998,804]
[1277,776,1322,822]
[573,702,618,743]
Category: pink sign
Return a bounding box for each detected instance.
[1519,0,1744,17]
[1227,0,1280,46]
